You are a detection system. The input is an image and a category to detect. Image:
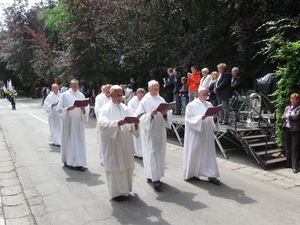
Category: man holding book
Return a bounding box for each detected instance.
[183,87,221,184]
[98,85,139,201]
[136,80,172,189]
[44,84,61,146]
[57,79,89,171]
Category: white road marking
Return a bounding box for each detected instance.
[29,112,48,124]
[29,112,97,142]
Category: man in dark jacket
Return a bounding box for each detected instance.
[173,68,182,115]
[163,68,175,103]
[231,67,242,95]
[231,67,242,121]
[214,63,231,125]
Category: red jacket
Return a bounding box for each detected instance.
[187,72,201,92]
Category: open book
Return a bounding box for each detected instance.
[124,112,145,123]
[204,104,223,116]
[156,101,176,112]
[73,98,90,107]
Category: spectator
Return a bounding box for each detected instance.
[187,66,201,102]
[128,77,136,92]
[173,68,182,115]
[231,67,242,95]
[282,93,300,173]
[208,71,218,106]
[183,87,220,184]
[85,88,91,99]
[79,85,85,94]
[214,63,231,125]
[199,68,211,89]
[179,77,188,114]
[163,68,175,103]
[90,88,96,106]
[41,87,47,105]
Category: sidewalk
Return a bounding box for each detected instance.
[0,128,35,225]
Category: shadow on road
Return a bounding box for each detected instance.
[110,193,171,225]
[187,179,257,205]
[49,144,60,153]
[151,182,208,211]
[62,166,105,187]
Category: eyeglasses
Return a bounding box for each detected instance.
[202,93,209,96]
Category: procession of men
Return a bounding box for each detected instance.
[37,66,225,202]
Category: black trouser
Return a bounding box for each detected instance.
[173,93,181,114]
[284,128,300,169]
[11,97,16,109]
[166,93,173,103]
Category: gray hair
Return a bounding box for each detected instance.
[232,67,239,73]
[51,84,59,88]
[110,85,123,94]
[217,63,227,69]
[136,88,146,94]
[148,80,159,88]
[70,79,79,84]
[201,68,209,74]
[198,86,208,93]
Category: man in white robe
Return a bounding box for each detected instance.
[183,87,220,184]
[128,88,146,158]
[98,85,139,201]
[136,80,172,189]
[44,84,61,146]
[57,79,89,171]
[95,84,111,163]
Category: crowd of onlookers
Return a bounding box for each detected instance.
[162,64,242,124]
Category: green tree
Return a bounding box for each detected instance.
[257,19,300,146]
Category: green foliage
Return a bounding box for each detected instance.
[38,3,73,47]
[1,0,300,93]
[258,19,300,147]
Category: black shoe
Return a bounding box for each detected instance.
[292,168,298,173]
[147,178,152,182]
[152,180,160,189]
[112,196,124,202]
[184,176,201,181]
[64,162,69,167]
[77,166,87,172]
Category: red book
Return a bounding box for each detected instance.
[124,112,145,123]
[156,101,176,112]
[73,98,90,107]
[204,104,223,116]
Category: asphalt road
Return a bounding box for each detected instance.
[0,98,299,225]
